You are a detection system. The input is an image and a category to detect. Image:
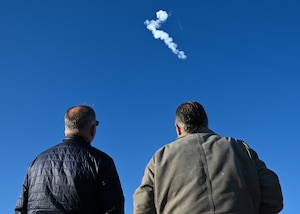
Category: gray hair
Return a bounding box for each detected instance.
[175,101,208,133]
[64,105,96,132]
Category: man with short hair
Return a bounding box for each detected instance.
[15,105,124,214]
[134,101,283,214]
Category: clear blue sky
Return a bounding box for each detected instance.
[1,1,299,213]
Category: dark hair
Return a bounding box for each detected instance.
[175,101,208,133]
[64,105,96,132]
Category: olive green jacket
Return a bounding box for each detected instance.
[134,129,283,214]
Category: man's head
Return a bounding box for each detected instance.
[64,105,99,143]
[175,101,208,136]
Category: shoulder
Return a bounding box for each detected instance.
[88,145,113,161]
[33,143,62,160]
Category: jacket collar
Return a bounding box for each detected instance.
[176,127,216,140]
[63,135,90,144]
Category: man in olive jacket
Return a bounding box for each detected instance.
[133,101,283,214]
[15,105,124,214]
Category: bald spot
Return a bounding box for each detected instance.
[67,106,84,119]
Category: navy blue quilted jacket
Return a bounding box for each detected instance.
[15,135,124,214]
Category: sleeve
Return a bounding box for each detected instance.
[133,158,156,214]
[99,157,125,214]
[251,149,284,214]
[15,174,29,214]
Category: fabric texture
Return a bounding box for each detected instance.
[133,129,283,214]
[15,135,124,214]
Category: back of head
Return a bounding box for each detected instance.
[175,101,208,134]
[64,105,97,134]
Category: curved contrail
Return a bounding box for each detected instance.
[144,10,187,60]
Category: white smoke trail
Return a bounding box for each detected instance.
[144,10,187,59]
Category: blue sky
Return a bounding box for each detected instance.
[1,1,299,213]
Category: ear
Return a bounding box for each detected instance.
[175,124,182,137]
[90,124,96,138]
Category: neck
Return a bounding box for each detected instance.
[65,130,92,143]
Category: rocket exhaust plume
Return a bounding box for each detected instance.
[144,10,187,59]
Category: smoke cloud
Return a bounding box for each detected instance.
[144,10,187,60]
